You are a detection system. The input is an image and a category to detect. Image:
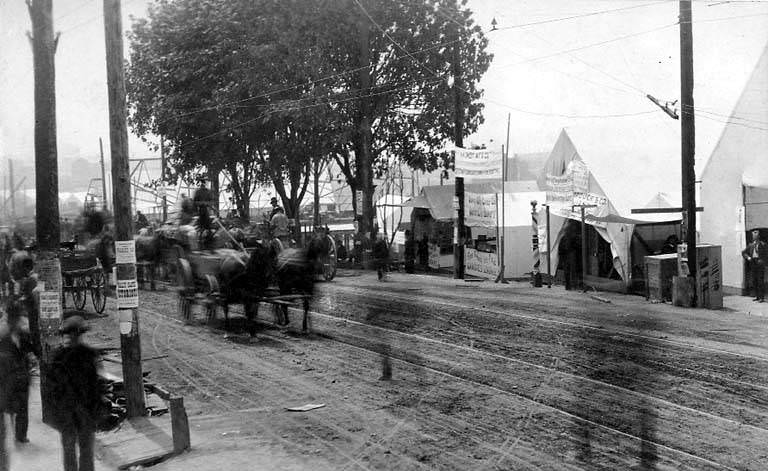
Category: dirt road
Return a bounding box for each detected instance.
[90,270,768,470]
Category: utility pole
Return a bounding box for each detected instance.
[357,10,374,236]
[452,27,465,279]
[9,160,15,221]
[99,137,108,210]
[160,138,167,222]
[104,0,146,417]
[28,0,62,424]
[680,0,697,306]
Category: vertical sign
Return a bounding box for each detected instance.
[355,190,363,216]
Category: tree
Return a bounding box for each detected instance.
[308,0,492,233]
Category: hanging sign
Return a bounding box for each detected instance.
[465,192,497,228]
[355,190,363,215]
[117,279,139,309]
[465,247,499,278]
[115,240,137,264]
[454,148,503,179]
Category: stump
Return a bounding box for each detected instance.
[672,276,695,307]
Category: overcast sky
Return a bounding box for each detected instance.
[1,0,767,173]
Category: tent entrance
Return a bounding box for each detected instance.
[555,219,618,289]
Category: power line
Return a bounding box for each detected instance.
[356,0,660,120]
[494,1,669,31]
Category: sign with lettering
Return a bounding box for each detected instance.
[465,192,497,228]
[465,248,499,278]
[115,240,137,264]
[454,148,503,179]
[39,291,62,320]
[117,279,139,309]
[428,243,441,269]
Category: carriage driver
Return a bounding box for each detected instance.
[270,206,290,247]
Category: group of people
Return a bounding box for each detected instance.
[1,311,103,471]
[0,259,104,471]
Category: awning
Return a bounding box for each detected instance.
[399,195,430,209]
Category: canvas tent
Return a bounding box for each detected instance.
[700,43,768,293]
[539,121,682,288]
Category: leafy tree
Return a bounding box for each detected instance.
[301,0,492,233]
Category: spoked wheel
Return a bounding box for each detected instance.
[90,270,107,314]
[72,276,87,310]
[323,234,337,281]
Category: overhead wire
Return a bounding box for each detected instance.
[355,0,663,119]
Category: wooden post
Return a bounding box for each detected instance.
[546,204,552,288]
[99,137,108,210]
[454,176,465,279]
[161,138,167,222]
[680,0,697,306]
[580,206,588,291]
[170,397,191,453]
[104,0,146,418]
[28,0,62,424]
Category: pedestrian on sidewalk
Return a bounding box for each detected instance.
[404,230,416,274]
[46,316,103,471]
[742,229,768,302]
[373,231,390,281]
[0,299,36,450]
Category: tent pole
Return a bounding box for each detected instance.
[546,204,551,288]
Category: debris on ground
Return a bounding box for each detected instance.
[285,403,326,412]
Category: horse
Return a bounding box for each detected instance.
[212,238,320,335]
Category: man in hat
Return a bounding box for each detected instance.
[270,206,290,246]
[47,316,102,471]
[269,197,282,219]
[743,229,768,302]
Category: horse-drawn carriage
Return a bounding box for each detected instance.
[59,250,107,314]
[174,229,336,335]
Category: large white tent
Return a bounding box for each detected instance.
[538,120,682,287]
[700,43,768,293]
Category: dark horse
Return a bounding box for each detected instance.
[216,239,321,335]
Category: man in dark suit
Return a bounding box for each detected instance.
[742,229,768,302]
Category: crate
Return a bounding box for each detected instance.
[644,253,678,302]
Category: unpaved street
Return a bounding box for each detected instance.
[90,270,768,470]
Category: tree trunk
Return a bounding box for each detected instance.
[208,166,219,215]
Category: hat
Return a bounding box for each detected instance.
[270,197,278,204]
[59,315,89,335]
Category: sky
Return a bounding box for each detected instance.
[1,0,767,180]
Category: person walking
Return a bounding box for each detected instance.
[46,316,103,471]
[0,300,35,446]
[742,229,768,302]
[417,233,429,272]
[404,230,416,274]
[373,232,390,281]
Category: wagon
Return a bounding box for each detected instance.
[60,251,107,314]
[176,246,315,334]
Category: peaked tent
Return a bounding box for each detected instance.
[700,42,768,293]
[539,120,681,286]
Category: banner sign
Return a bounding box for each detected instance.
[465,247,499,278]
[465,192,498,228]
[544,159,608,226]
[454,148,503,179]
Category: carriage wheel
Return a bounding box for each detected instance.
[323,235,337,281]
[72,276,87,310]
[91,270,107,314]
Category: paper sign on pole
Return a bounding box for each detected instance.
[39,291,62,320]
[115,240,137,264]
[117,279,139,309]
[119,310,133,335]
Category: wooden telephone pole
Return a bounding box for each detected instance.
[453,28,465,279]
[104,0,146,417]
[28,0,62,423]
[680,0,697,305]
